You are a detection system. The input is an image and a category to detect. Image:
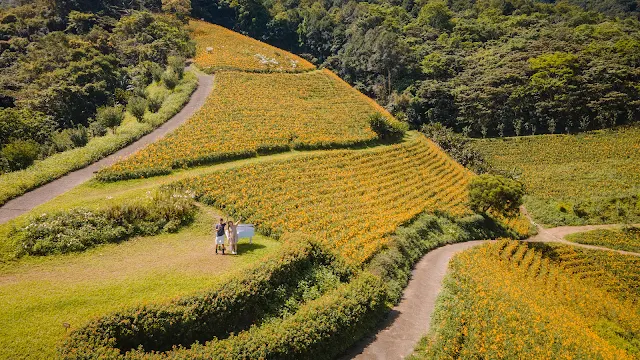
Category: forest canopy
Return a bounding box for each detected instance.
[0,0,194,171]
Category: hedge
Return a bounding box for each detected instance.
[59,212,525,359]
[59,236,349,358]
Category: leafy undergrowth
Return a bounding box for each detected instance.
[475,126,640,226]
[566,227,640,253]
[189,19,315,73]
[414,241,640,359]
[169,135,472,264]
[0,72,198,206]
[97,70,403,181]
[5,189,196,259]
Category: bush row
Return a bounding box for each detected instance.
[10,189,197,257]
[96,135,388,182]
[59,236,352,358]
[59,210,520,359]
[0,72,198,206]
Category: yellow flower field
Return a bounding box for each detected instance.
[190,19,315,72]
[99,70,397,181]
[566,228,640,253]
[418,240,640,359]
[172,135,472,264]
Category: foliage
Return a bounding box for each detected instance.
[192,0,640,136]
[475,126,640,225]
[147,91,166,113]
[566,227,640,253]
[11,189,197,256]
[368,113,408,141]
[1,139,40,171]
[98,69,403,180]
[416,241,640,359]
[162,0,192,21]
[167,55,185,78]
[161,69,180,89]
[127,96,148,121]
[468,174,525,216]
[95,105,125,132]
[0,108,55,148]
[189,19,315,73]
[0,72,198,206]
[0,2,194,163]
[168,136,471,264]
[421,123,489,173]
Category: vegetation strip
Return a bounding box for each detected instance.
[0,72,199,209]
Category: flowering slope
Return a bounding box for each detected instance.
[422,241,640,359]
[99,70,395,181]
[190,19,315,72]
[173,135,472,264]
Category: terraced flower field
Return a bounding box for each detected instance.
[417,241,640,359]
[190,19,315,72]
[475,126,640,226]
[531,241,640,302]
[173,135,472,264]
[566,228,640,253]
[98,70,395,181]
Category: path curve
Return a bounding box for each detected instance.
[526,224,640,257]
[0,71,215,225]
[342,240,487,360]
[343,224,639,359]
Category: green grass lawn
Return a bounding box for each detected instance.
[0,209,280,359]
[474,126,640,226]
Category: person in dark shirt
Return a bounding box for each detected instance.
[215,218,227,255]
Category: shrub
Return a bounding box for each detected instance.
[368,113,408,141]
[88,120,108,137]
[13,189,197,256]
[59,237,344,357]
[49,130,75,153]
[421,123,490,173]
[127,96,148,121]
[468,174,525,217]
[147,92,166,113]
[167,55,185,78]
[95,105,125,132]
[162,69,180,90]
[150,62,164,82]
[1,140,40,171]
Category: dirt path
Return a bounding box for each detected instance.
[343,240,488,360]
[0,71,215,225]
[526,224,640,257]
[344,220,639,359]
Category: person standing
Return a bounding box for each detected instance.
[215,218,227,255]
[227,218,242,255]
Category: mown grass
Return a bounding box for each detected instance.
[566,228,640,253]
[0,71,198,206]
[474,126,640,226]
[0,208,280,360]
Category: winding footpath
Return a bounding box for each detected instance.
[0,71,215,225]
[345,221,640,359]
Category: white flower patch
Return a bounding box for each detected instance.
[255,53,279,66]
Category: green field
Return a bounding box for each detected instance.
[566,227,640,253]
[475,126,640,226]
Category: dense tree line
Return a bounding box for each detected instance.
[0,0,194,171]
[193,0,640,137]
